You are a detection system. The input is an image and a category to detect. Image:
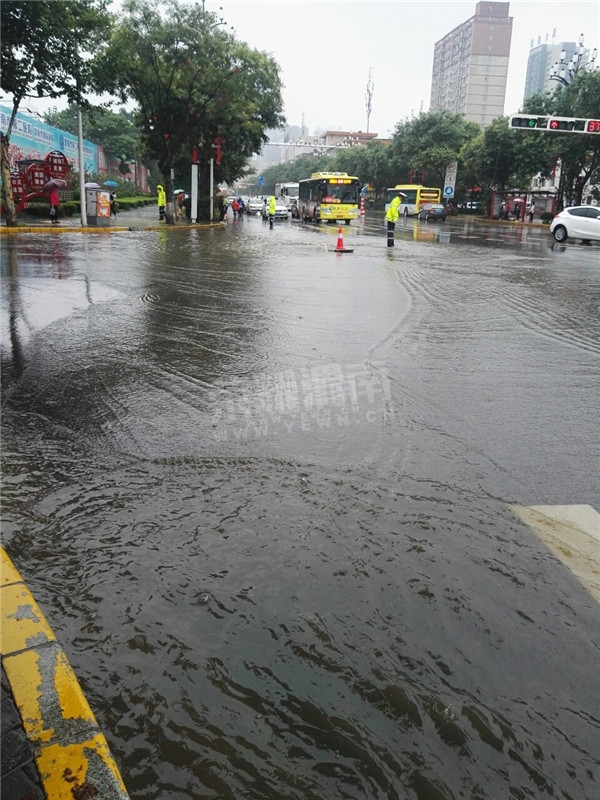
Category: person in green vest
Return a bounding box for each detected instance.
[157,184,166,220]
[385,190,405,247]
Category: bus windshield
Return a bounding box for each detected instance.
[298,172,360,223]
[320,182,358,203]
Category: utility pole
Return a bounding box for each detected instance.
[365,67,374,133]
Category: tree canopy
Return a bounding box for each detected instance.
[521,71,600,206]
[97,0,285,221]
[0,0,113,224]
[0,0,113,126]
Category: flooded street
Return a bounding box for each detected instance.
[2,212,599,799]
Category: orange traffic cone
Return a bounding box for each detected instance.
[333,226,354,253]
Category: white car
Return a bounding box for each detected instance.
[246,196,264,215]
[261,199,289,220]
[550,205,600,243]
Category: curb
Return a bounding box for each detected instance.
[1,546,130,800]
[0,221,223,234]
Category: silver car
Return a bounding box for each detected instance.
[550,205,600,243]
[261,199,289,220]
[246,196,264,215]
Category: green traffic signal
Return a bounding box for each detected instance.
[509,115,598,133]
[509,116,540,129]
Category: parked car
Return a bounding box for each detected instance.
[261,199,289,220]
[246,196,264,215]
[550,205,600,243]
[418,203,447,222]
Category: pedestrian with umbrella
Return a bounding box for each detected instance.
[49,187,60,223]
[43,178,66,224]
[104,180,118,217]
[174,189,185,221]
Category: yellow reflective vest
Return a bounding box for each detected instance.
[268,196,277,214]
[385,195,401,223]
[157,185,166,206]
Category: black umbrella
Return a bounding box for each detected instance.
[43,178,67,193]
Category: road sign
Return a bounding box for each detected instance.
[444,161,457,185]
[443,161,457,200]
[257,176,265,186]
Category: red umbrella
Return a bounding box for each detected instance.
[42,178,67,193]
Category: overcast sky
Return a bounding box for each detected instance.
[4,0,599,137]
[222,0,600,136]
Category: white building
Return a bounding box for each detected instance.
[430,1,513,127]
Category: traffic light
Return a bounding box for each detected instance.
[509,116,600,134]
[548,119,575,131]
[509,116,546,129]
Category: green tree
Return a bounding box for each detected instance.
[390,111,481,187]
[0,0,113,225]
[99,0,285,222]
[523,70,600,207]
[461,118,520,193]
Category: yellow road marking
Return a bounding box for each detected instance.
[1,547,130,798]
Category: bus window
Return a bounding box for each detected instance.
[385,184,441,215]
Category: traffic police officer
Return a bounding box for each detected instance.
[385,190,405,247]
[268,195,277,229]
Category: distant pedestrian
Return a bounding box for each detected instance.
[218,198,227,221]
[157,184,166,220]
[48,187,60,224]
[528,202,535,223]
[110,192,117,217]
[176,191,184,220]
[231,198,240,218]
[385,190,404,247]
[503,203,510,221]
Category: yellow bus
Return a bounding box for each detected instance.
[385,184,442,217]
[298,172,360,224]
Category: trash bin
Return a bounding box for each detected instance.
[86,188,111,227]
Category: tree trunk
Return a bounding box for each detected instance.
[1,134,17,227]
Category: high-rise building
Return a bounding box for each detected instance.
[430,1,513,127]
[523,35,584,102]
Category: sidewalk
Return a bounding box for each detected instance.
[1,547,130,800]
[1,203,218,233]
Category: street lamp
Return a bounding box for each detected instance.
[549,33,598,86]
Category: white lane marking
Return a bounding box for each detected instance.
[511,504,600,603]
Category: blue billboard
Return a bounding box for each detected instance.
[0,105,99,174]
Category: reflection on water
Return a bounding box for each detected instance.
[1,222,599,799]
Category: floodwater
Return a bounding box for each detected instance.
[2,212,599,800]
